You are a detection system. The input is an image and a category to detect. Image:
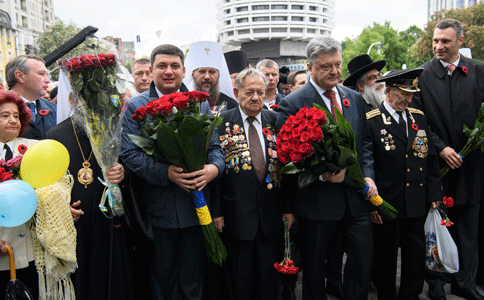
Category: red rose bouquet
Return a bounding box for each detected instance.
[274,220,299,275]
[59,53,126,216]
[440,102,484,177]
[277,104,398,220]
[129,91,227,266]
[0,156,23,182]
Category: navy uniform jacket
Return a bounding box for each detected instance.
[20,98,57,140]
[120,82,225,229]
[361,104,442,218]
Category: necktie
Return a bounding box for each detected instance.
[4,144,13,161]
[446,64,456,76]
[247,116,265,181]
[27,101,36,123]
[323,90,342,123]
[396,111,407,136]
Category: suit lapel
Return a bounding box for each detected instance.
[406,109,418,152]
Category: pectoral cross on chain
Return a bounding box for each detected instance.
[205,47,210,54]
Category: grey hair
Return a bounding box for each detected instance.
[6,54,45,89]
[306,36,342,66]
[355,74,367,92]
[150,44,184,66]
[436,18,464,38]
[234,68,268,90]
[255,59,279,71]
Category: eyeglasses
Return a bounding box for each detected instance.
[367,72,383,81]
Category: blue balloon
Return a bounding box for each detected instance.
[0,180,37,227]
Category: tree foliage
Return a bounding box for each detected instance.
[341,22,422,80]
[37,20,111,80]
[410,3,484,65]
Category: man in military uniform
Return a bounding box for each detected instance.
[361,68,442,300]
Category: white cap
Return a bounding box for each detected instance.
[183,41,236,99]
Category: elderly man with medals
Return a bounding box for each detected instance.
[361,68,442,300]
[211,68,294,300]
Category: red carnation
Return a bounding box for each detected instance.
[441,219,454,227]
[443,196,454,208]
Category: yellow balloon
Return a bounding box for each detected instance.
[20,139,70,188]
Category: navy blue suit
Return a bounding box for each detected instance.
[120,82,225,300]
[276,81,373,300]
[21,98,57,139]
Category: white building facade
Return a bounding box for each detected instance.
[217,0,334,64]
[428,0,483,19]
[0,0,55,56]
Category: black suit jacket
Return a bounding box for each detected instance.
[361,104,442,218]
[276,82,372,221]
[412,56,484,205]
[213,108,286,241]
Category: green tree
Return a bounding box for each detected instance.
[341,22,422,80]
[37,20,110,80]
[410,3,484,65]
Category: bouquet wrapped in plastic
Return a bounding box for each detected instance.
[129,91,227,266]
[440,103,484,177]
[59,53,126,216]
[277,104,398,220]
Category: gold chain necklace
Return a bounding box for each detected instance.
[71,119,94,188]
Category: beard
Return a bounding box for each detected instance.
[194,79,220,106]
[362,83,386,109]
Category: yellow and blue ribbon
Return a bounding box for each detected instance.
[98,177,120,218]
[193,191,212,226]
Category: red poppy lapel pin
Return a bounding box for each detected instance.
[343,99,350,107]
[18,144,28,154]
[39,109,49,116]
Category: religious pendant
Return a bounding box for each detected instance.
[78,161,94,188]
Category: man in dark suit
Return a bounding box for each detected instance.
[213,68,294,300]
[343,54,386,114]
[121,44,225,300]
[412,18,484,300]
[276,36,373,300]
[362,68,442,300]
[256,59,285,110]
[6,55,56,139]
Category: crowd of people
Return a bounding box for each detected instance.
[0,17,484,300]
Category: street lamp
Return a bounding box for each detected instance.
[367,41,383,55]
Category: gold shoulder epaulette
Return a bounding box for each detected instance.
[366,109,381,119]
[407,107,424,115]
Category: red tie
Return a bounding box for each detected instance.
[323,89,342,122]
[446,64,456,76]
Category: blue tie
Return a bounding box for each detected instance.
[27,102,36,123]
